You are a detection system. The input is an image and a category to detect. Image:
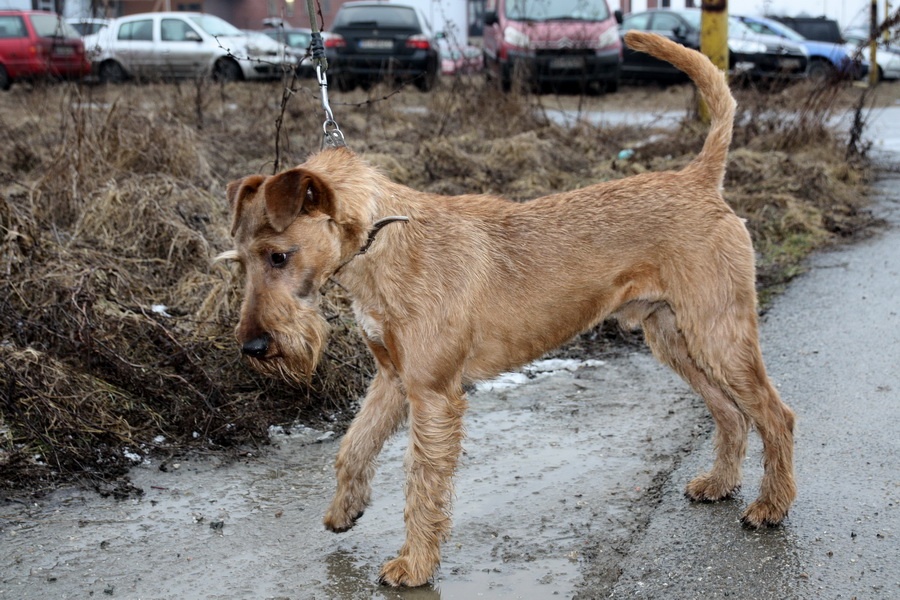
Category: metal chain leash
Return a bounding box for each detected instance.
[306,0,346,149]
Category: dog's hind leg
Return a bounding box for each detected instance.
[706,341,796,528]
[641,303,749,501]
[379,382,467,587]
[673,300,796,528]
[324,351,407,533]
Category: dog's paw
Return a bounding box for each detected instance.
[740,500,788,529]
[323,508,364,533]
[378,556,433,588]
[685,473,740,503]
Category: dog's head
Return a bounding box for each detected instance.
[219,152,369,382]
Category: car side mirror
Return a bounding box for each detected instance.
[614,9,623,25]
[673,25,687,39]
[186,30,201,42]
[484,11,498,27]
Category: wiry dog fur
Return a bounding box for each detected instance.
[221,32,796,587]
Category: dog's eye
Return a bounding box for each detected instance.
[270,252,288,268]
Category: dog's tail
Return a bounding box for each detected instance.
[624,31,735,189]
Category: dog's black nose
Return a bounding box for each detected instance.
[241,334,271,358]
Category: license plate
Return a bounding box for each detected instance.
[358,39,393,50]
[53,46,75,56]
[778,58,802,70]
[549,56,584,70]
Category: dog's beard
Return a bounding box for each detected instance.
[244,304,330,385]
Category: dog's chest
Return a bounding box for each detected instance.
[352,301,385,344]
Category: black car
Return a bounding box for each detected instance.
[325,1,441,91]
[619,9,808,83]
[767,15,844,44]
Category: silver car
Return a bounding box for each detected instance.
[84,12,295,82]
[844,30,900,81]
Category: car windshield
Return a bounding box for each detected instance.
[728,18,757,37]
[505,0,610,21]
[188,14,242,37]
[677,12,757,38]
[759,20,805,41]
[334,6,420,29]
[31,14,80,39]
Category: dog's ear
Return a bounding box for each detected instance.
[226,176,265,237]
[264,169,335,233]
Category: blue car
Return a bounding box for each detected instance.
[736,15,864,80]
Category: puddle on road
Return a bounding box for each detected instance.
[1,353,705,599]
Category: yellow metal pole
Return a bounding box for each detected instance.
[700,1,729,123]
[870,0,879,85]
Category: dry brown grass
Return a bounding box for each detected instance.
[0,74,888,493]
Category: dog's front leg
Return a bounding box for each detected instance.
[324,364,406,532]
[379,384,467,587]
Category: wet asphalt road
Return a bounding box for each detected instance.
[608,113,900,599]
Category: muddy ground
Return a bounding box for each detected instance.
[0,354,705,599]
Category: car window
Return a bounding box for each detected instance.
[650,13,682,33]
[285,31,310,48]
[30,14,81,39]
[793,21,841,43]
[119,19,153,41]
[677,10,701,29]
[621,14,650,31]
[333,6,420,29]
[161,18,197,42]
[0,15,27,38]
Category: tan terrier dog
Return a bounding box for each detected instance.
[221,31,796,587]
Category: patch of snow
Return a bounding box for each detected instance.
[122,448,143,463]
[151,304,171,317]
[475,358,606,393]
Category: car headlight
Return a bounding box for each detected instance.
[597,27,618,49]
[504,26,530,49]
[729,39,766,54]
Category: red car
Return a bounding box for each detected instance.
[0,10,91,90]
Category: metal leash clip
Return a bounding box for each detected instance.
[317,62,346,149]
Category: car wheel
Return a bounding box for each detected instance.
[0,65,10,91]
[212,59,242,83]
[807,59,835,81]
[497,62,512,92]
[415,66,438,92]
[877,65,885,82]
[98,60,126,84]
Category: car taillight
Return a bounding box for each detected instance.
[325,35,346,48]
[406,35,430,50]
